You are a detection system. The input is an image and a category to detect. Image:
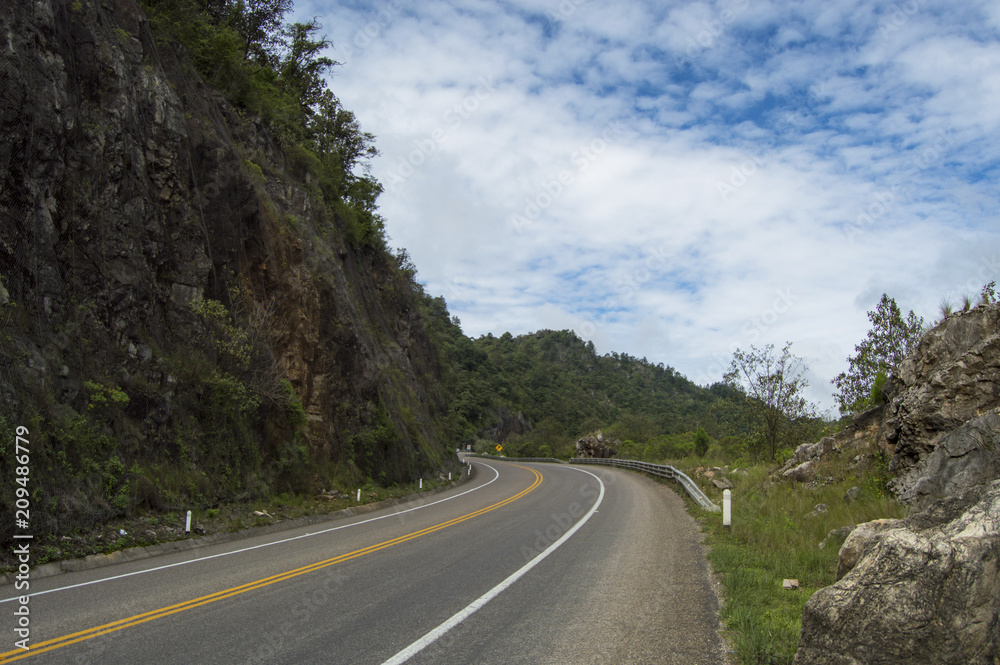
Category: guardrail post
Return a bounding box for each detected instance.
[723,489,732,527]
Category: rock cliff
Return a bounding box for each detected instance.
[793,302,1000,663]
[881,302,1000,504]
[882,302,1000,461]
[0,0,454,539]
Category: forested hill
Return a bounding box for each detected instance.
[419,296,733,457]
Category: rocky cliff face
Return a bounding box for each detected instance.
[0,0,454,538]
[878,302,1000,508]
[881,302,1000,492]
[793,302,1000,663]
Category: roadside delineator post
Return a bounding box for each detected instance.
[723,489,732,528]
[356,489,361,502]
[419,478,423,489]
[185,510,192,534]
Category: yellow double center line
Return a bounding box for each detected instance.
[0,464,542,663]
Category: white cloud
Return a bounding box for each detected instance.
[295,0,1000,412]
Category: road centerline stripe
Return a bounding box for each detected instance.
[0,464,541,663]
[0,460,501,605]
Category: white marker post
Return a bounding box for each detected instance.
[723,489,732,528]
[419,478,423,489]
[356,489,361,502]
[448,472,452,481]
[185,510,192,534]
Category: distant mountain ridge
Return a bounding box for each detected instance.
[416,310,731,453]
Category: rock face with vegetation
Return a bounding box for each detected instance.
[794,479,1000,665]
[0,0,455,542]
[793,302,1000,663]
[882,301,1000,499]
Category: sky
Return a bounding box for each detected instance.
[291,0,1000,414]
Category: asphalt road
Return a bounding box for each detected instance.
[0,458,732,664]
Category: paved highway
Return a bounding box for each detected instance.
[0,458,731,664]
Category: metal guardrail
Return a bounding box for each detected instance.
[464,454,720,512]
[570,458,720,512]
[465,454,566,464]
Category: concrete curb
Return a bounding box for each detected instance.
[3,466,475,585]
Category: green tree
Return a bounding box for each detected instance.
[200,0,292,65]
[723,342,816,460]
[832,294,924,414]
[693,427,710,457]
[278,20,337,125]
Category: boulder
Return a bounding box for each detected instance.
[782,460,815,483]
[843,486,861,503]
[712,477,733,491]
[575,435,619,459]
[818,526,855,551]
[880,303,1000,481]
[794,480,1000,665]
[805,504,828,519]
[891,411,1000,511]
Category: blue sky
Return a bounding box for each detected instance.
[292,0,1000,412]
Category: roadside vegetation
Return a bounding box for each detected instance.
[669,452,907,665]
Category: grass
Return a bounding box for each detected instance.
[669,455,907,665]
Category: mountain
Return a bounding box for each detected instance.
[0,0,456,541]
[418,305,731,456]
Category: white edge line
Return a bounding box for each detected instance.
[0,461,500,604]
[379,465,606,665]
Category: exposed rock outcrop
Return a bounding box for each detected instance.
[0,0,454,539]
[575,433,619,458]
[787,304,1000,663]
[777,303,1000,502]
[893,411,1000,511]
[482,406,533,443]
[794,480,1000,665]
[775,419,881,480]
[882,303,1000,488]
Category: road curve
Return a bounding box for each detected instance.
[0,458,730,664]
